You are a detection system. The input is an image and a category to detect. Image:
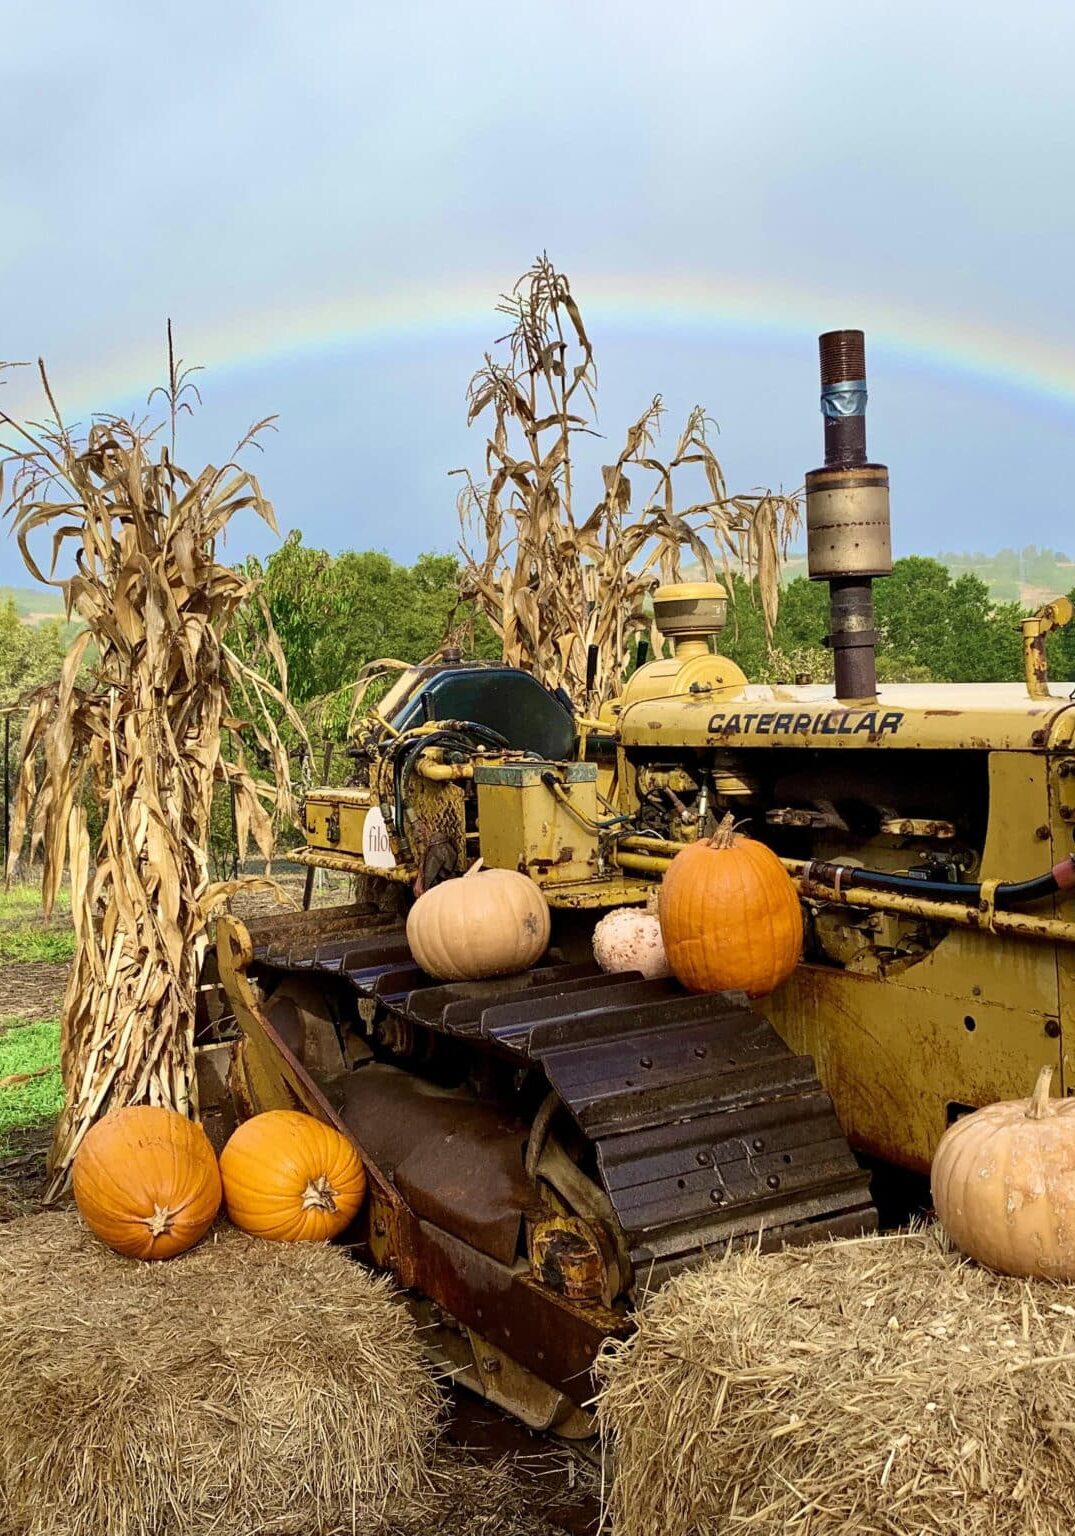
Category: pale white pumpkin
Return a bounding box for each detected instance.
[406,861,550,981]
[593,892,670,979]
[931,1065,1075,1278]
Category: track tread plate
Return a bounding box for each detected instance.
[251,921,875,1275]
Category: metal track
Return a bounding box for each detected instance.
[249,920,876,1285]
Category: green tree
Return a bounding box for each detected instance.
[237,535,499,732]
[0,600,67,709]
[874,558,1022,681]
[720,569,935,683]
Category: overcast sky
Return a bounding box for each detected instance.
[3,1,1075,586]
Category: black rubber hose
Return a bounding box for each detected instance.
[802,857,1075,911]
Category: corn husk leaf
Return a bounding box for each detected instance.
[457,258,801,705]
[0,331,307,1195]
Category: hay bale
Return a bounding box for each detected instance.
[596,1227,1075,1536]
[0,1211,443,1536]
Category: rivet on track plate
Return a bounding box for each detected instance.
[696,1150,710,1166]
[710,1189,725,1204]
[767,1174,780,1189]
[694,1045,707,1058]
[640,1055,653,1069]
[752,1138,765,1152]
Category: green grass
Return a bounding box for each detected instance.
[0,883,71,918]
[0,1018,63,1151]
[0,928,75,963]
[0,883,74,962]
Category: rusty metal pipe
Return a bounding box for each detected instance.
[616,836,692,857]
[820,328,867,468]
[614,851,676,876]
[806,330,892,704]
[785,861,1075,947]
[1021,597,1074,700]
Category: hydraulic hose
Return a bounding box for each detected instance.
[799,855,1075,911]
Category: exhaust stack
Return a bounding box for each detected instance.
[805,330,892,702]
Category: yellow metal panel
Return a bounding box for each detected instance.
[980,752,1053,883]
[620,684,1075,753]
[618,651,747,710]
[476,771,599,885]
[304,794,370,855]
[1050,753,1075,1094]
[768,747,1065,1167]
[768,947,1062,1173]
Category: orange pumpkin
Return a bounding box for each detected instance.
[220,1110,367,1242]
[72,1104,222,1261]
[658,814,803,997]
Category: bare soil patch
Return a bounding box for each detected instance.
[0,962,68,1020]
[0,1123,52,1223]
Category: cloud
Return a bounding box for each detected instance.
[2,0,1074,581]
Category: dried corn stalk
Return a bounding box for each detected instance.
[457,257,801,707]
[0,335,307,1195]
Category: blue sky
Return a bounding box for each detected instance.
[3,1,1075,585]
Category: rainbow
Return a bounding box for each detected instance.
[6,271,1075,421]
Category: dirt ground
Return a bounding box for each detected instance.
[0,1122,53,1223]
[0,962,69,1020]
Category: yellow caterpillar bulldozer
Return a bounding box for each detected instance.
[213,330,1075,1434]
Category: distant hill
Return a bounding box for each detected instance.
[1,585,67,625]
[934,548,1075,607]
[7,549,1074,631]
[773,548,1075,608]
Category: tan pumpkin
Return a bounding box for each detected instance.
[406,860,551,981]
[220,1110,367,1242]
[931,1065,1075,1278]
[593,888,670,979]
[658,814,803,997]
[72,1104,221,1261]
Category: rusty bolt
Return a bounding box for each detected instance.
[482,1357,501,1375]
[1061,807,1075,822]
[373,1218,387,1238]
[1032,729,1047,747]
[1046,1019,1062,1039]
[1059,760,1075,778]
[1036,824,1051,840]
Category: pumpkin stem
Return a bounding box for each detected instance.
[143,1203,177,1238]
[707,812,739,850]
[463,858,485,879]
[302,1175,338,1213]
[1027,1064,1056,1119]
